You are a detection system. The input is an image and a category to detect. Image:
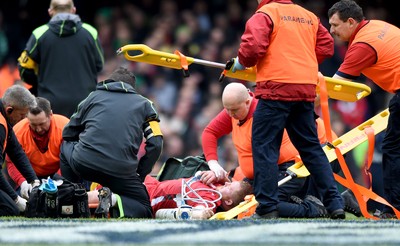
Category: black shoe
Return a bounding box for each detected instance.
[94,187,112,218]
[289,195,303,204]
[341,189,361,217]
[246,210,279,220]
[304,195,328,218]
[330,209,346,219]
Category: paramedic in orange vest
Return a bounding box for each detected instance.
[202,83,333,183]
[230,0,344,219]
[328,0,400,219]
[6,97,69,200]
[202,82,334,218]
[0,85,40,216]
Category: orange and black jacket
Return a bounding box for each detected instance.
[0,101,38,200]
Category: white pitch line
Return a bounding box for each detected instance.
[1,220,400,245]
[150,221,400,244]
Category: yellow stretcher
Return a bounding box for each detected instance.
[117,44,371,102]
[209,109,389,220]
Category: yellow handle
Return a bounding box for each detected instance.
[118,44,257,81]
[287,163,310,178]
[117,44,195,69]
[118,44,371,102]
[224,67,256,82]
[321,77,371,102]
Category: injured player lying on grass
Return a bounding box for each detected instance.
[88,170,253,219]
[88,170,338,219]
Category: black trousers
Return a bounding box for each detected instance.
[247,162,323,218]
[252,99,343,215]
[382,91,400,213]
[0,189,19,216]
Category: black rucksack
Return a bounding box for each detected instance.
[25,179,90,218]
[156,154,210,181]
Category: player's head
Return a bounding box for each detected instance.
[216,180,253,211]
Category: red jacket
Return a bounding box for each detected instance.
[238,0,333,101]
[144,176,222,215]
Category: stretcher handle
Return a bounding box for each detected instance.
[116,44,256,81]
[117,44,371,102]
[323,77,371,101]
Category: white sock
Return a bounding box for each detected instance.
[111,194,117,207]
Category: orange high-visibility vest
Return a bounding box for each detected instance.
[231,118,298,179]
[231,116,331,179]
[12,114,69,176]
[256,3,319,84]
[352,20,400,93]
[0,114,8,153]
[231,118,254,178]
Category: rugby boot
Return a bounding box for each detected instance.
[94,187,112,218]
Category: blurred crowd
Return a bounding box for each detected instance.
[0,0,393,182]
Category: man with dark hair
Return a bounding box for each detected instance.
[60,67,163,219]
[0,85,40,216]
[7,97,69,199]
[328,0,400,219]
[18,0,104,117]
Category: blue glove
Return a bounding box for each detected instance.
[231,56,245,73]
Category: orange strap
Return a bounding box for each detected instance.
[318,74,375,219]
[219,69,228,82]
[363,126,375,188]
[174,50,190,77]
[318,74,400,219]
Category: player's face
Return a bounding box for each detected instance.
[217,181,241,198]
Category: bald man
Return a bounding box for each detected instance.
[201,82,337,218]
[18,0,104,118]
